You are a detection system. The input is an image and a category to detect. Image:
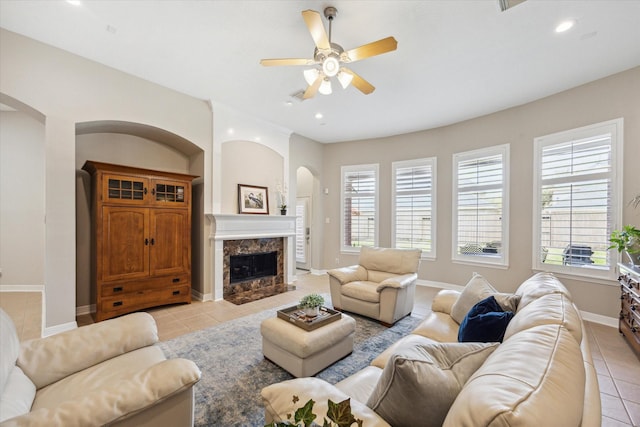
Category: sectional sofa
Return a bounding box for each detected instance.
[262,272,601,426]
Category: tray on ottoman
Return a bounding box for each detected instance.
[276,305,341,331]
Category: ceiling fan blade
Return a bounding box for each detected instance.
[344,36,398,62]
[303,75,323,99]
[302,10,331,50]
[260,58,314,67]
[342,68,375,95]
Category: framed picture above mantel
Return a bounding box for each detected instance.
[238,184,269,215]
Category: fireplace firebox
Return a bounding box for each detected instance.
[230,251,277,284]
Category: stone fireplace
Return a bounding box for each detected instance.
[208,214,296,303]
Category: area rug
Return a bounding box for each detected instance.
[158,305,424,427]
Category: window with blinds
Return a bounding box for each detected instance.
[533,118,623,280]
[392,158,436,257]
[453,144,509,266]
[341,164,378,251]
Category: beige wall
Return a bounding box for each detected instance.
[220,141,284,214]
[0,111,46,288]
[0,29,213,333]
[322,66,640,319]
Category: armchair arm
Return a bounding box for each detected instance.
[18,312,158,389]
[1,358,201,427]
[376,273,417,292]
[327,265,368,285]
[262,378,390,427]
[431,289,461,314]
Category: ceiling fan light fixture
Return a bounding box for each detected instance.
[319,78,332,95]
[322,56,340,77]
[303,68,320,85]
[337,70,353,89]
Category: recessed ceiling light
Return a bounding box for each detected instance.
[254,136,261,142]
[284,101,293,107]
[227,128,234,135]
[66,0,82,5]
[315,113,323,119]
[555,19,576,33]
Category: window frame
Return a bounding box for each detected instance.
[340,164,379,253]
[532,118,623,282]
[391,157,437,259]
[452,144,510,267]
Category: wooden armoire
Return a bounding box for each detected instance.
[83,161,198,321]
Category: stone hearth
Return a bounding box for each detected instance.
[223,238,286,304]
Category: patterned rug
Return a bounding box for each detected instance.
[159,305,424,427]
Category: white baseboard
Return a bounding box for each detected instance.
[310,268,326,275]
[416,279,464,291]
[0,285,45,292]
[192,288,213,302]
[580,311,618,328]
[43,320,77,337]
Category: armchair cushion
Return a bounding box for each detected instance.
[341,281,380,303]
[359,246,421,275]
[376,273,418,292]
[18,312,158,389]
[366,342,499,427]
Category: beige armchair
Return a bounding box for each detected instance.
[328,246,421,326]
[0,309,201,427]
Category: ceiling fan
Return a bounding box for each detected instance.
[260,7,398,99]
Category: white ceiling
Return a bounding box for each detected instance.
[1,0,639,143]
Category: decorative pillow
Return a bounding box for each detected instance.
[450,274,520,324]
[366,342,498,427]
[458,296,514,343]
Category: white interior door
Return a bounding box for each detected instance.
[295,197,310,270]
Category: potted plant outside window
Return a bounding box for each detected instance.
[299,294,324,318]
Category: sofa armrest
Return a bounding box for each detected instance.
[262,378,390,427]
[376,273,417,292]
[1,358,201,427]
[431,289,460,314]
[18,312,158,389]
[327,265,368,285]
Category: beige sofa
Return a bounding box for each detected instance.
[0,309,201,427]
[328,246,422,325]
[262,272,601,427]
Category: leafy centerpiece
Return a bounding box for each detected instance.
[299,294,325,318]
[609,225,640,266]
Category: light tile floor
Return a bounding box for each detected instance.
[2,272,638,425]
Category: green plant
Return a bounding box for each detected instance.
[280,204,287,210]
[608,225,640,253]
[299,294,324,309]
[265,395,362,427]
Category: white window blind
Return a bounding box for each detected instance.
[453,144,509,266]
[533,119,622,280]
[341,164,378,251]
[392,158,436,257]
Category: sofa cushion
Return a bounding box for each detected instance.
[515,272,572,310]
[443,324,585,427]
[411,311,460,343]
[450,274,520,324]
[0,366,36,422]
[370,334,439,369]
[503,292,583,344]
[0,309,20,394]
[366,342,499,427]
[458,296,514,343]
[18,312,159,389]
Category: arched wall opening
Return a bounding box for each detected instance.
[74,120,206,313]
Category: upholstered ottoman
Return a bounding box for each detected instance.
[260,313,356,377]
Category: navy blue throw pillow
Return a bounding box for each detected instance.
[458,295,514,343]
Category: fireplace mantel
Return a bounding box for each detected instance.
[207,214,296,240]
[207,214,296,301]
